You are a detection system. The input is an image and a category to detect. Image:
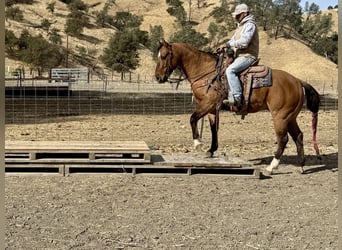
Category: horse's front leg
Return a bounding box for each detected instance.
[190,111,204,150]
[207,113,218,157]
[190,110,218,158]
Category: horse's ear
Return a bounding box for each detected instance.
[157,39,163,50]
[158,38,168,46]
[158,38,169,50]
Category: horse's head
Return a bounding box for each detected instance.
[155,39,175,83]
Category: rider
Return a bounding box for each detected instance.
[220,3,259,110]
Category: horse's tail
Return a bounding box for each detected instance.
[302,81,320,156]
[302,82,320,113]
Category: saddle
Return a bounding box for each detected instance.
[239,63,272,115]
[218,55,272,118]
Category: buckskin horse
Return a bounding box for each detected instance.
[154,39,320,174]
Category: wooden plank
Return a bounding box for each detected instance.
[5,141,151,164]
[155,154,252,168]
[64,164,134,175]
[5,141,150,152]
[64,153,259,178]
[64,163,259,178]
[152,154,259,178]
[4,142,259,178]
[5,152,30,159]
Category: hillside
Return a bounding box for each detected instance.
[5,0,338,92]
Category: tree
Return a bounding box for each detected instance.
[170,24,208,49]
[101,30,142,79]
[41,18,52,32]
[147,25,164,59]
[5,29,18,56]
[305,2,319,14]
[48,28,62,45]
[206,0,237,46]
[64,0,89,37]
[209,0,230,23]
[94,1,115,28]
[207,22,227,47]
[101,9,148,78]
[267,0,302,39]
[6,0,34,5]
[312,32,338,63]
[46,1,56,14]
[242,0,274,31]
[75,45,89,66]
[166,0,187,26]
[16,33,64,75]
[5,6,24,21]
[113,11,143,31]
[68,0,88,12]
[17,29,30,50]
[300,12,333,46]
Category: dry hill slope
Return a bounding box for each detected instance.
[5,0,338,91]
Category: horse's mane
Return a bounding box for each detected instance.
[176,42,218,60]
[201,49,218,59]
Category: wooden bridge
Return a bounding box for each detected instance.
[5,141,260,178]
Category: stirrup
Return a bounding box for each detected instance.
[222,99,233,105]
[222,96,239,106]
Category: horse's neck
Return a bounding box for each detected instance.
[176,45,216,82]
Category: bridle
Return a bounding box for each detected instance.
[162,43,175,82]
[158,43,187,89]
[159,43,223,90]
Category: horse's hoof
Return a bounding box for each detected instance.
[263,167,273,176]
[193,139,204,151]
[205,151,213,158]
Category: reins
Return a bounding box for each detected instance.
[167,69,186,90]
[164,43,225,92]
[167,68,217,91]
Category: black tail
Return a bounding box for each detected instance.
[302,82,320,113]
[302,82,320,156]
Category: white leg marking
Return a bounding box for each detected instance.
[265,157,280,174]
[193,139,203,150]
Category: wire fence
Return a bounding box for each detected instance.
[5,77,338,141]
[5,78,195,123]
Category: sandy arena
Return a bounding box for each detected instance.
[5,110,338,249]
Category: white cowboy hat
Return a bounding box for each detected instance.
[232,3,249,16]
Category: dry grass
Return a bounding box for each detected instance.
[5,1,338,91]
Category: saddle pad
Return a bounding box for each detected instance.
[251,68,272,89]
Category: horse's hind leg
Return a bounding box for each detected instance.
[288,119,305,172]
[265,118,289,174]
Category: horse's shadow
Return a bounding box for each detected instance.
[250,152,338,175]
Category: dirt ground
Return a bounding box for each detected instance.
[5,110,338,249]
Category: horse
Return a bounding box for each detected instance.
[154,39,320,174]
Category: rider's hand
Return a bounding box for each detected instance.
[217,44,226,53]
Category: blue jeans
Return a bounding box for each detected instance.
[225,56,256,103]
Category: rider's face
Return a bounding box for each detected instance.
[235,12,247,22]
